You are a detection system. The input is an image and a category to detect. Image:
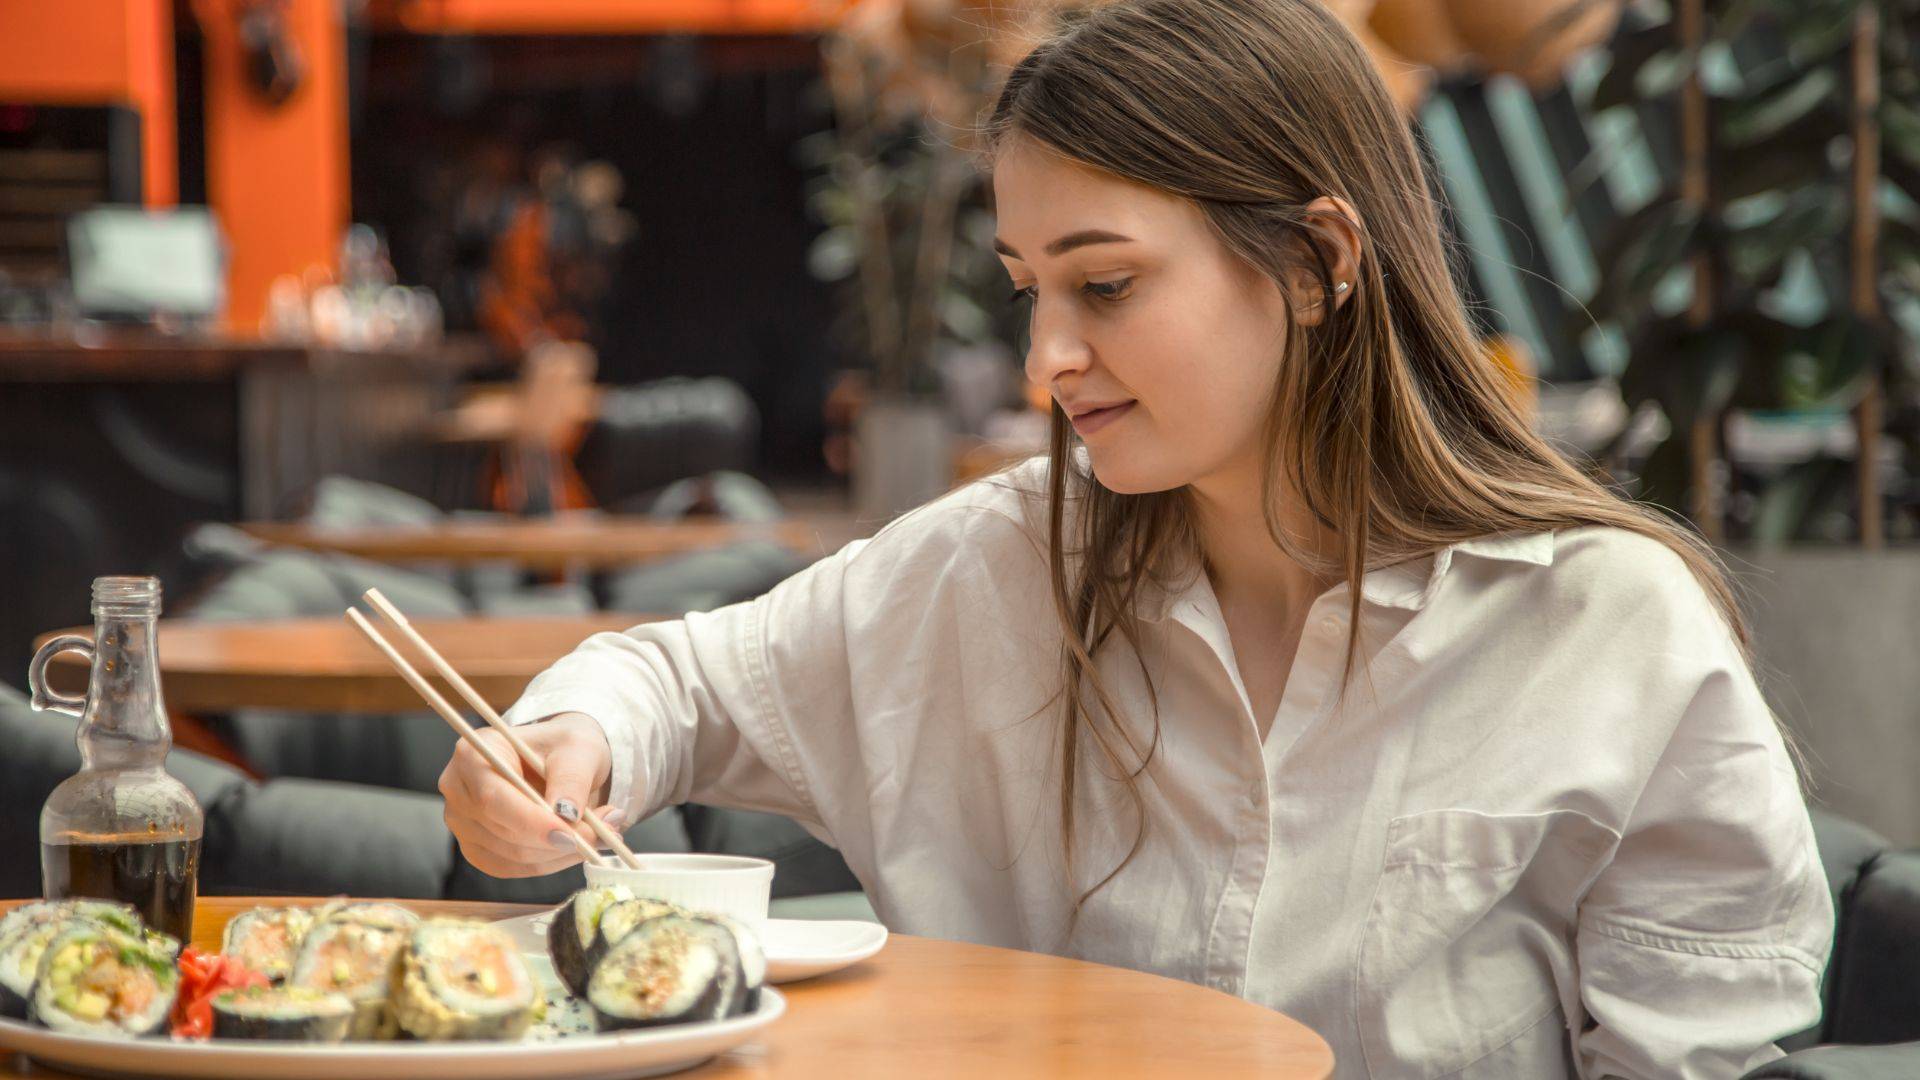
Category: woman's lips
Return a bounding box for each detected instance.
[1069,401,1136,436]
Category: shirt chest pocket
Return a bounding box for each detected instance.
[1354,808,1619,1079]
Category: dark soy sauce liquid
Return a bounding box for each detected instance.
[42,836,201,943]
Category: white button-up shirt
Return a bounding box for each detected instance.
[505,459,1832,1078]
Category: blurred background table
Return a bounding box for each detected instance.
[0,897,1338,1079]
[239,517,820,571]
[33,615,646,714]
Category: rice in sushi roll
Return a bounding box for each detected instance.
[27,923,178,1038]
[211,986,355,1042]
[546,884,634,996]
[287,916,408,1039]
[390,919,537,1040]
[318,902,418,935]
[0,903,147,1019]
[220,906,315,983]
[708,915,766,1014]
[585,914,746,1030]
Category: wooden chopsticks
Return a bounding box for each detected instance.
[345,588,642,870]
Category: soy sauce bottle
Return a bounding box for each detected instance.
[28,576,202,943]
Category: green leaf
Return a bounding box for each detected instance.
[1750,455,1852,544]
[1592,20,1680,112]
[1727,186,1849,281]
[1712,113,1840,200]
[1588,196,1702,323]
[1718,65,1841,146]
[1620,315,1744,429]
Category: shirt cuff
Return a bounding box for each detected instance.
[501,684,639,819]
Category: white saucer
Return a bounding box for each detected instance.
[494,911,887,985]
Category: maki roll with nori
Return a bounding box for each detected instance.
[391,919,537,1041]
[288,916,407,1038]
[27,923,178,1038]
[211,986,354,1042]
[709,915,766,1014]
[221,906,315,983]
[585,914,746,1030]
[319,902,418,935]
[546,884,634,996]
[0,920,68,1019]
[594,898,679,955]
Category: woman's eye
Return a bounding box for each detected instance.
[1083,278,1133,301]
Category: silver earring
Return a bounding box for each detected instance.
[1334,281,1350,294]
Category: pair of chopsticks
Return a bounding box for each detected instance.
[345,588,641,870]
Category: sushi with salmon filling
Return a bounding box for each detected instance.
[391,919,537,1040]
[221,906,315,983]
[287,917,407,1038]
[0,904,160,1020]
[546,884,634,997]
[319,903,418,935]
[211,986,354,1042]
[586,915,747,1030]
[27,924,178,1038]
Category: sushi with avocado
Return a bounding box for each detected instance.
[287,916,407,1039]
[391,919,538,1041]
[220,906,315,983]
[546,884,634,996]
[211,986,355,1042]
[27,923,179,1038]
[585,914,747,1031]
[0,902,151,1019]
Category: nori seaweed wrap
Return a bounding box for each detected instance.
[27,923,179,1038]
[211,986,354,1042]
[585,914,746,1031]
[546,884,634,997]
[390,919,537,1041]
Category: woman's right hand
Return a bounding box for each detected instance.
[437,712,625,878]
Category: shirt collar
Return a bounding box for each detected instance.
[1139,530,1555,620]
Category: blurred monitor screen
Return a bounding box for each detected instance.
[67,205,225,320]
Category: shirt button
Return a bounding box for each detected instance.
[1319,615,1340,634]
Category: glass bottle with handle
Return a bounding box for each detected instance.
[27,576,202,943]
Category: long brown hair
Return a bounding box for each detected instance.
[982,0,1752,924]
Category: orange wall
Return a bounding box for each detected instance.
[0,0,178,206]
[197,0,349,332]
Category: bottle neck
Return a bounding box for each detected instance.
[80,609,171,770]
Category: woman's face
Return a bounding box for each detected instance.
[992,139,1294,495]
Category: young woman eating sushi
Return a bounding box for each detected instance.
[439,1,1833,1075]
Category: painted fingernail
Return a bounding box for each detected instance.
[548,830,576,850]
[553,798,580,823]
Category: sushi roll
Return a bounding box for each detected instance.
[585,915,746,1031]
[546,884,634,997]
[594,898,680,960]
[390,919,537,1041]
[318,903,418,935]
[27,923,178,1038]
[0,904,146,1019]
[0,920,69,1018]
[221,906,315,983]
[708,915,766,1015]
[211,986,354,1042]
[287,917,407,1039]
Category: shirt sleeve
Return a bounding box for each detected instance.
[500,536,862,838]
[1573,608,1834,1077]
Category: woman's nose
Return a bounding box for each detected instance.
[1023,301,1092,387]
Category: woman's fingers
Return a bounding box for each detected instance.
[444,806,583,875]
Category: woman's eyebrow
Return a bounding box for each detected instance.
[992,229,1136,259]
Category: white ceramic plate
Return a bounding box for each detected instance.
[0,958,783,1080]
[759,919,889,984]
[494,912,888,985]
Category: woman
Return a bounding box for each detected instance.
[440,1,1831,1075]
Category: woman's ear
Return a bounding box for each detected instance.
[1284,195,1363,327]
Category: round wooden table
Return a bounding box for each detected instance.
[239,518,822,571]
[0,897,1335,1078]
[34,615,649,714]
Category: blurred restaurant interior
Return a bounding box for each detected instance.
[1,0,1919,1068]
